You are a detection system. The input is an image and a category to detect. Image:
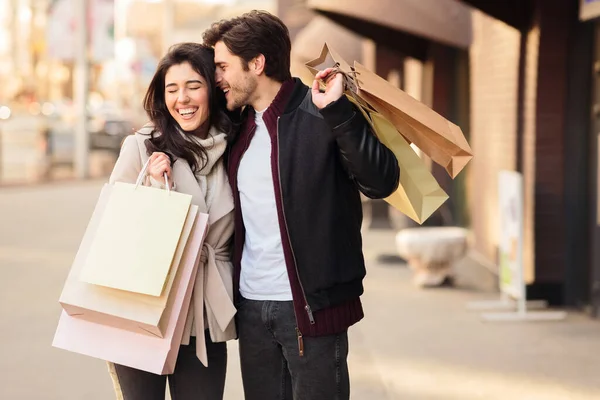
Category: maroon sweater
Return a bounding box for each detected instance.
[227,80,364,338]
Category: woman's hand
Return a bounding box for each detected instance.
[148,152,172,187]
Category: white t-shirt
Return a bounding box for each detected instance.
[238,109,293,301]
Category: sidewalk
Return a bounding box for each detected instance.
[352,231,600,399]
[1,181,599,399]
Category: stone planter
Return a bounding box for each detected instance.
[395,227,469,287]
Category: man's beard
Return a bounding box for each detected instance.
[227,76,257,110]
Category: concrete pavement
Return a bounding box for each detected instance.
[1,180,600,399]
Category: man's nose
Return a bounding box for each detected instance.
[215,70,223,84]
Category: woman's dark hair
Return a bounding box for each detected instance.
[143,42,235,173]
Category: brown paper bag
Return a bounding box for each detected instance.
[354,62,472,178]
[306,43,473,178]
[349,97,449,223]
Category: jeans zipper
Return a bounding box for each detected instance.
[276,117,315,355]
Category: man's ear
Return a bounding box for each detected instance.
[250,54,266,76]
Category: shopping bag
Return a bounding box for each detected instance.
[59,183,198,337]
[79,164,192,297]
[354,61,472,178]
[349,96,449,223]
[52,211,209,375]
[306,43,473,178]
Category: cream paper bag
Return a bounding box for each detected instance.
[59,183,198,337]
[53,211,210,375]
[79,182,192,297]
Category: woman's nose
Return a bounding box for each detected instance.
[178,90,190,103]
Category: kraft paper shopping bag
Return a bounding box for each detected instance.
[349,97,449,223]
[306,43,473,178]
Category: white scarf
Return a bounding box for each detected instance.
[179,126,227,212]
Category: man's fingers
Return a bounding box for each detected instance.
[315,68,334,80]
[316,69,340,86]
[311,78,321,94]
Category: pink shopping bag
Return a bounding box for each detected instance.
[52,210,208,375]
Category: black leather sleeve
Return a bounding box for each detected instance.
[320,96,400,199]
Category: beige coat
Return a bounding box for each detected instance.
[108,127,236,367]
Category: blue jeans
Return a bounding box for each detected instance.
[237,298,350,400]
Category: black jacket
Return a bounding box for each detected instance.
[228,79,399,334]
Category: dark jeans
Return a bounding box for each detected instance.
[112,331,227,400]
[237,298,350,400]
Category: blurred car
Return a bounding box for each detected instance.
[88,117,133,155]
[46,114,136,169]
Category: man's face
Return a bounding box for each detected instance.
[214,41,257,111]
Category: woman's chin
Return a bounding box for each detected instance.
[179,120,200,132]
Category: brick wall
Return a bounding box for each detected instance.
[531,0,570,284]
[468,10,521,265]
[468,1,572,287]
[522,25,540,283]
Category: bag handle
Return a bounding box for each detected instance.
[320,64,377,131]
[135,157,170,194]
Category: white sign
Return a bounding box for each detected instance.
[91,0,115,62]
[47,0,114,62]
[47,0,76,60]
[466,170,565,322]
[498,170,524,300]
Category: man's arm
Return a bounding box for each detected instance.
[312,68,399,198]
[319,95,400,199]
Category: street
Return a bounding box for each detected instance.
[1,180,600,399]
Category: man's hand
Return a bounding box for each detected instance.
[311,68,344,110]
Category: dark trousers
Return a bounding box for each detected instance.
[237,298,350,400]
[112,331,227,400]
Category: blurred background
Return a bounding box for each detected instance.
[1,0,597,316]
[3,0,600,399]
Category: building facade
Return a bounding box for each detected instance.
[285,0,600,317]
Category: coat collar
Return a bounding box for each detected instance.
[134,127,233,226]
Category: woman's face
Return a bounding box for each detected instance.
[164,62,210,135]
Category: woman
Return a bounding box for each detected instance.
[106,42,236,400]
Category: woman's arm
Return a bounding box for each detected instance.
[109,135,142,185]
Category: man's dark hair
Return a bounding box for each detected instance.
[203,10,292,82]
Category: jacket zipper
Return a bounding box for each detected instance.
[276,117,315,355]
[296,327,304,357]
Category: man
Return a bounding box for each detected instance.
[203,10,400,400]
